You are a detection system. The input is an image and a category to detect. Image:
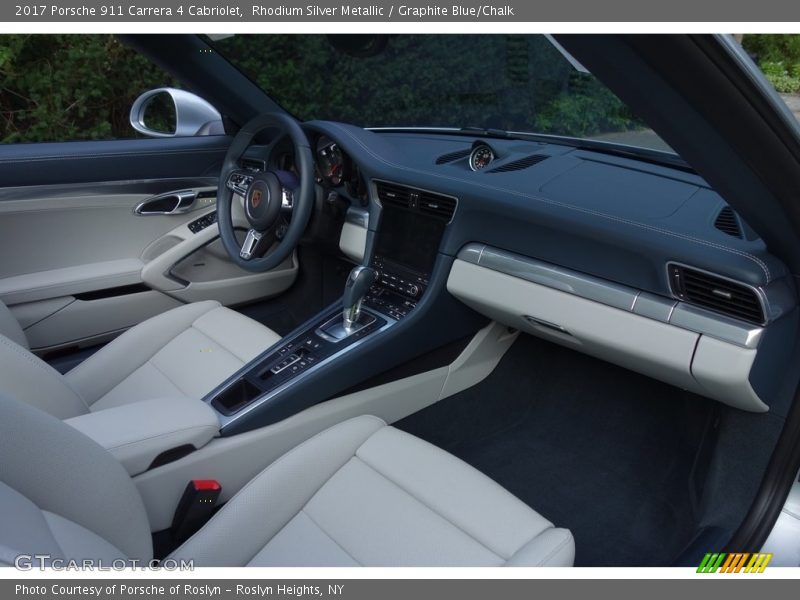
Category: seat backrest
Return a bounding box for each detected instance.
[0,394,152,566]
[0,299,89,419]
[0,299,28,349]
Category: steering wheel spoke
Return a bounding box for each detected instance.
[281,186,295,212]
[226,169,255,197]
[239,228,272,261]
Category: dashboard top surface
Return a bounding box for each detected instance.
[299,120,789,303]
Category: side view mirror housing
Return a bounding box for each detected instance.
[130,87,224,138]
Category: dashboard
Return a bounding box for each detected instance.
[247,119,798,417]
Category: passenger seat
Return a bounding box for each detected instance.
[0,395,574,567]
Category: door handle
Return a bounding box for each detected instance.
[134,190,199,215]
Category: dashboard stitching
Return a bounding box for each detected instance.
[328,123,773,284]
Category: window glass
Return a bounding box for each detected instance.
[0,34,178,143]
[209,34,673,153]
[741,34,800,125]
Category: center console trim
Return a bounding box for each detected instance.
[211,307,398,430]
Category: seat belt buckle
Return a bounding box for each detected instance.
[171,480,221,543]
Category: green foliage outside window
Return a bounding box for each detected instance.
[213,34,643,137]
[1,34,644,144]
[743,34,800,94]
[0,34,176,143]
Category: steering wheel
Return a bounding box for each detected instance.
[217,112,315,272]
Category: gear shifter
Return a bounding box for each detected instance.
[342,266,377,332]
[316,265,378,342]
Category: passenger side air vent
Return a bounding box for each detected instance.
[714,206,743,238]
[375,181,457,221]
[668,264,765,324]
[435,149,471,164]
[488,154,548,173]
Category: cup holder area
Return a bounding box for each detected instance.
[211,378,262,415]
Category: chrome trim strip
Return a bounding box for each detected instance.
[631,292,677,323]
[457,243,764,349]
[476,244,639,312]
[215,308,397,430]
[669,304,764,349]
[133,187,217,216]
[345,206,370,229]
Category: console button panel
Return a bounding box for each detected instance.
[211,309,386,415]
[365,255,429,320]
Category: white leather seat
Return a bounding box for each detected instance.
[0,300,280,419]
[0,398,575,567]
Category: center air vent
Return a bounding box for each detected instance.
[714,206,743,238]
[375,181,457,221]
[668,264,765,324]
[435,149,471,164]
[240,158,266,171]
[375,181,412,209]
[488,154,548,173]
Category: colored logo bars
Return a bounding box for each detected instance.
[697,552,773,573]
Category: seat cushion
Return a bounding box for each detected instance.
[65,301,281,411]
[169,416,575,567]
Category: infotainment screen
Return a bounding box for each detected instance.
[374,206,445,275]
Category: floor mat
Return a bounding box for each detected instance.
[396,333,718,566]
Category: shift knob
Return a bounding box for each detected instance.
[342,266,377,330]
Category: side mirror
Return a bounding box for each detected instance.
[130,87,224,138]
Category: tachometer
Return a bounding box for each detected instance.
[317,137,345,186]
[469,144,495,171]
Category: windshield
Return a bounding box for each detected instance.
[208,34,672,153]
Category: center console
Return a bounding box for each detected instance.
[205,184,452,434]
[364,204,443,318]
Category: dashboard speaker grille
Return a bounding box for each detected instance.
[435,149,471,164]
[488,154,548,173]
[714,206,743,238]
[375,181,457,221]
[668,264,764,324]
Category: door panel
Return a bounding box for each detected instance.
[0,139,298,352]
[0,137,231,187]
[0,182,216,279]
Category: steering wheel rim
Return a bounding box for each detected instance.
[217,112,315,272]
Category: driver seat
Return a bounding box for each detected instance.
[0,299,280,419]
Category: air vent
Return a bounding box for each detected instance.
[240,158,265,171]
[418,190,457,221]
[714,206,743,238]
[375,181,413,209]
[435,149,471,164]
[668,264,765,324]
[375,181,457,221]
[488,154,548,173]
